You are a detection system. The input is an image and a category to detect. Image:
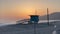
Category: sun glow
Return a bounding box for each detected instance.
[16,7,47,18]
[16,7,35,19]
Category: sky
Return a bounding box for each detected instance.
[0,0,60,21]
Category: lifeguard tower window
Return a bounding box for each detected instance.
[29,15,39,24]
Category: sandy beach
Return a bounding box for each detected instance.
[0,22,55,34]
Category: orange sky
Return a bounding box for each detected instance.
[0,0,60,20]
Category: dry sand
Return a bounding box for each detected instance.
[0,22,58,34]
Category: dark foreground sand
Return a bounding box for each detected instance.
[0,22,59,34]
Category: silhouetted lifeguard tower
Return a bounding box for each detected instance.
[29,10,39,24]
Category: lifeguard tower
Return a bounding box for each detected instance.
[28,10,39,24]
